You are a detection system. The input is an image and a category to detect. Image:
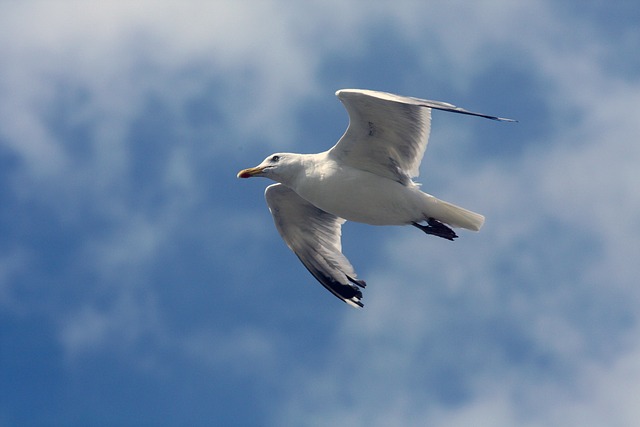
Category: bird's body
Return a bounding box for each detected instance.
[283,151,480,228]
[238,89,514,307]
[288,152,422,225]
[299,169,422,226]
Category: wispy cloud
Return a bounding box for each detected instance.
[269,2,640,426]
[1,1,639,425]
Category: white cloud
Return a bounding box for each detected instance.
[0,1,325,184]
[0,0,405,362]
[2,1,639,425]
[269,1,640,426]
[58,290,162,359]
[181,325,281,375]
[0,250,29,313]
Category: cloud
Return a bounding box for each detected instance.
[2,1,639,426]
[268,1,640,426]
[58,289,162,358]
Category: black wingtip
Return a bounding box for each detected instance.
[340,285,364,308]
[493,116,518,123]
[347,275,367,288]
[429,105,517,123]
[297,257,365,308]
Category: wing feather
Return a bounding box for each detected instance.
[329,89,431,184]
[329,89,516,184]
[264,183,366,308]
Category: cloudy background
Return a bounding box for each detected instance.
[1,1,639,425]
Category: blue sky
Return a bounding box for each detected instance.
[1,1,639,426]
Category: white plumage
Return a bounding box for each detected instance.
[238,89,514,307]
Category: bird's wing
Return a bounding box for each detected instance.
[329,89,515,184]
[265,183,366,308]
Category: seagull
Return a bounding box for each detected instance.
[238,89,514,308]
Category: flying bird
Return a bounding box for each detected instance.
[238,89,515,308]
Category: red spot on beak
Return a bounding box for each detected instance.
[237,166,264,178]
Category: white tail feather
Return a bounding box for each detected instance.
[427,197,485,231]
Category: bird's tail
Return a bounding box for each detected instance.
[424,196,485,231]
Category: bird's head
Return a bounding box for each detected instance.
[237,153,301,185]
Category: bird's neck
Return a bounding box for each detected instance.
[281,153,320,189]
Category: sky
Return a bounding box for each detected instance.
[1,1,639,426]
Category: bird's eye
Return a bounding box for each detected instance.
[271,155,280,162]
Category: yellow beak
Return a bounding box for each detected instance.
[237,166,265,178]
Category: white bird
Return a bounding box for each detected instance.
[238,89,514,308]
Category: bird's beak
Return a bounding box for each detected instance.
[237,166,265,178]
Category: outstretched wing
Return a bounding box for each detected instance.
[329,89,515,185]
[264,183,366,308]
